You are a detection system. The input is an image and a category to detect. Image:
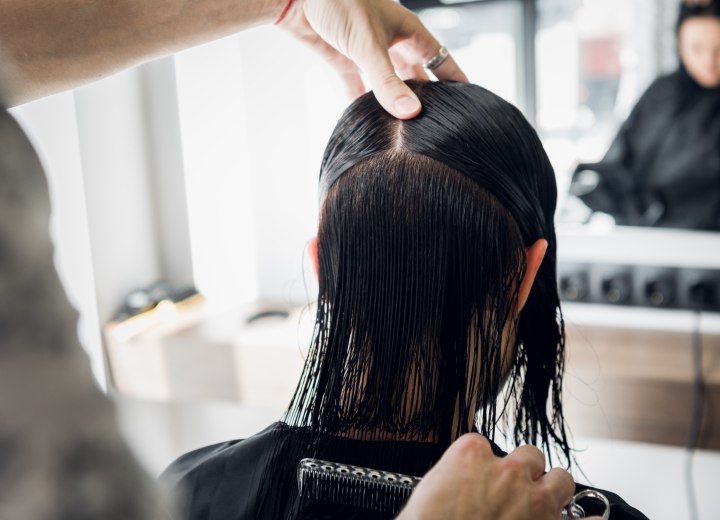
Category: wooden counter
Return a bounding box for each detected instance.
[563,320,720,450]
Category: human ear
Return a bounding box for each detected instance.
[308,237,319,280]
[517,239,548,312]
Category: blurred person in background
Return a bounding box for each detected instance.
[571,0,720,230]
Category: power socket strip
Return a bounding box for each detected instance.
[556,226,720,312]
[558,263,720,311]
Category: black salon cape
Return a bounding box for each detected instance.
[572,68,720,230]
[160,422,648,520]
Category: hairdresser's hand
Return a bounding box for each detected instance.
[397,434,585,520]
[278,0,468,119]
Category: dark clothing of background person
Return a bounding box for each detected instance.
[0,99,165,519]
[161,421,649,520]
[572,67,720,230]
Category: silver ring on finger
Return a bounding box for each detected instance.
[423,45,449,71]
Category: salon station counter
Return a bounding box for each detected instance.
[103,297,720,451]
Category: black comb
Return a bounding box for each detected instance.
[298,458,608,519]
[297,458,421,514]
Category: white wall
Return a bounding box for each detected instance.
[572,436,720,520]
[239,27,329,305]
[73,68,163,323]
[10,93,105,387]
[174,27,342,307]
[174,35,260,308]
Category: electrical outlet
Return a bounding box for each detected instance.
[559,265,590,302]
[638,268,678,308]
[684,270,720,312]
[558,262,720,312]
[598,268,633,305]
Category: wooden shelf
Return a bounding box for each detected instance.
[564,325,720,450]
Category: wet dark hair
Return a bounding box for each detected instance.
[284,80,569,462]
[677,0,720,31]
[252,80,570,518]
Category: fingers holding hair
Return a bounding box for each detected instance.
[362,5,469,118]
[282,0,470,119]
[357,37,424,119]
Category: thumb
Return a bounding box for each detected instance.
[361,47,421,119]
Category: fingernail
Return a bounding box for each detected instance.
[394,95,420,116]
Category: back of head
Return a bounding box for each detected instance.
[287,81,568,464]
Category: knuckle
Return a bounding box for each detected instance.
[407,14,425,34]
[523,444,545,458]
[454,434,492,461]
[404,11,422,29]
[559,468,575,487]
[519,444,546,466]
[499,456,525,477]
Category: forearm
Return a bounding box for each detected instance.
[0,0,285,105]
